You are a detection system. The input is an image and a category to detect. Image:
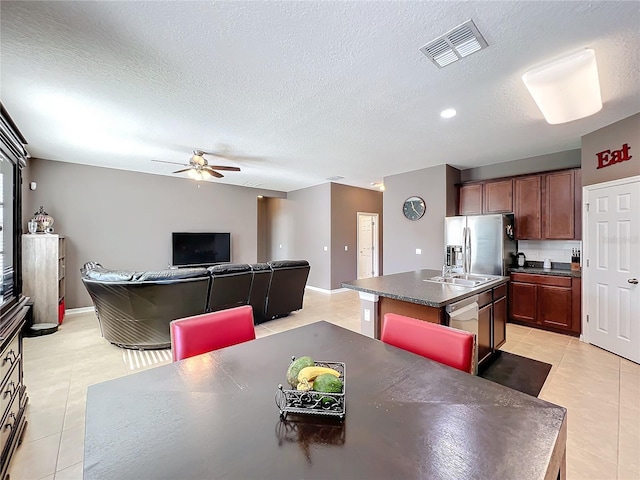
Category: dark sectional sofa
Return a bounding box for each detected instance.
[81,260,311,349]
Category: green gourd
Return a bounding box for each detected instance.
[313,373,343,393]
[286,356,314,387]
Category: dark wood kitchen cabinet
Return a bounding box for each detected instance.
[483,179,513,214]
[459,183,483,215]
[477,290,492,364]
[509,273,580,335]
[492,285,507,349]
[543,170,575,239]
[514,175,542,239]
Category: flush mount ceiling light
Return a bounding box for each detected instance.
[440,108,457,119]
[371,182,386,191]
[522,49,602,124]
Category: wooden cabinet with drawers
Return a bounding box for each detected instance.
[1,300,29,479]
[509,273,581,335]
[22,234,66,324]
[477,283,508,368]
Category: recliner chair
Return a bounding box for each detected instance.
[264,260,310,320]
[248,263,272,324]
[207,264,253,312]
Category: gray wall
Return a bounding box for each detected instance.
[264,197,291,261]
[23,159,284,309]
[286,183,332,289]
[330,183,383,289]
[581,113,640,186]
[383,164,458,274]
[460,149,581,182]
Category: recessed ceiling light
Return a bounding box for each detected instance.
[440,108,457,119]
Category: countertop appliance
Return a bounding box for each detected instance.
[445,214,516,276]
[517,252,526,267]
[446,295,479,374]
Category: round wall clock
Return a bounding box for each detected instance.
[403,196,426,221]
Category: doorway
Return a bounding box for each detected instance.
[583,176,639,363]
[357,212,379,279]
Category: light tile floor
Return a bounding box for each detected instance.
[7,288,640,480]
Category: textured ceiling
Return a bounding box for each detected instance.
[1,1,639,192]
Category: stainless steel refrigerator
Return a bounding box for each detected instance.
[445,214,516,276]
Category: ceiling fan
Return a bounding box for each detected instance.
[152,150,241,179]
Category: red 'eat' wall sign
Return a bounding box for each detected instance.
[596,143,632,169]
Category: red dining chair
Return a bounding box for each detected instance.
[170,305,256,361]
[381,313,475,373]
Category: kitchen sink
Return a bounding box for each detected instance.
[423,273,494,287]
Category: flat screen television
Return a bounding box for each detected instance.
[172,232,232,267]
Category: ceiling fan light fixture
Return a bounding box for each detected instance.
[522,48,602,124]
[192,153,206,165]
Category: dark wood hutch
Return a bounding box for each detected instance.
[0,104,30,479]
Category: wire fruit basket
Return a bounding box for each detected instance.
[275,359,346,420]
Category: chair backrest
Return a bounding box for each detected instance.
[264,260,310,320]
[248,263,272,324]
[381,313,475,373]
[170,305,256,361]
[206,264,253,312]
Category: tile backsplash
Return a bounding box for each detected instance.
[517,239,582,264]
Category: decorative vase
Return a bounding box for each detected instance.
[32,206,54,233]
[27,220,38,234]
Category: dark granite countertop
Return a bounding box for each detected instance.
[509,264,581,278]
[342,269,509,308]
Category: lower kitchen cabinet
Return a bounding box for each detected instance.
[493,288,507,349]
[509,273,580,335]
[477,284,508,368]
[478,301,492,364]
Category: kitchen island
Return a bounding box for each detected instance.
[342,269,509,371]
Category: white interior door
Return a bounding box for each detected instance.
[357,213,379,279]
[585,177,640,363]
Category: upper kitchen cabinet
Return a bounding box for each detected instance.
[543,170,575,239]
[483,179,513,214]
[514,175,542,239]
[458,183,483,215]
[514,169,581,240]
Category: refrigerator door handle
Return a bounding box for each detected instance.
[465,227,472,273]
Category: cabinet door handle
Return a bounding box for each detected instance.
[629,278,639,285]
[3,349,17,366]
[3,381,16,398]
[4,413,16,431]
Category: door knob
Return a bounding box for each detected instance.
[629,278,639,285]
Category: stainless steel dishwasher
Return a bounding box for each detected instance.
[446,295,479,374]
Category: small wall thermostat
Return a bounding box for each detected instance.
[29,181,37,191]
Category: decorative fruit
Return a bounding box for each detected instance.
[286,356,314,387]
[313,373,343,393]
[296,379,313,391]
[297,366,340,383]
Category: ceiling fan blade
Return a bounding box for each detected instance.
[203,167,224,178]
[152,159,188,166]
[199,150,227,158]
[173,168,193,174]
[207,165,241,172]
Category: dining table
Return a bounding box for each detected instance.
[84,320,566,479]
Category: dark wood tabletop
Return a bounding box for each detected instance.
[84,321,566,480]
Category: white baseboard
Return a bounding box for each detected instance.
[305,286,350,294]
[65,306,95,316]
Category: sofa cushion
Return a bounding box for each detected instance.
[268,260,309,269]
[83,268,136,282]
[134,268,209,282]
[207,263,252,275]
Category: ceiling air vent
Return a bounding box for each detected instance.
[326,176,344,181]
[420,19,488,68]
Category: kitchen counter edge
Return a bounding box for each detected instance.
[342,270,509,309]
